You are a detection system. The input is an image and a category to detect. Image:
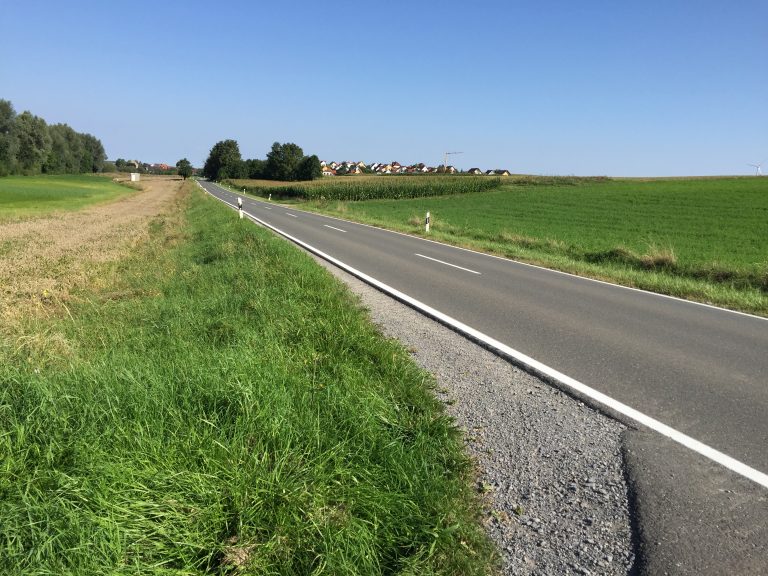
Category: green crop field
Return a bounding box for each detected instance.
[0,185,495,574]
[0,175,132,221]
[295,176,768,314]
[227,174,503,201]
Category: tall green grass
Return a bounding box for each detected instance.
[303,177,768,314]
[0,186,495,574]
[0,175,132,221]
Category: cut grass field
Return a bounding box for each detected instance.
[0,175,180,327]
[0,182,496,574]
[0,174,135,221]
[293,176,768,315]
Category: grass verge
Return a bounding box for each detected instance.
[0,183,496,574]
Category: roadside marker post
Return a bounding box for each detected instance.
[425,211,431,233]
[269,193,272,201]
[237,196,243,219]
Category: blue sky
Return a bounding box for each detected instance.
[2,0,766,176]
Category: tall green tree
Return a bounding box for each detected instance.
[15,111,51,175]
[0,99,18,176]
[43,124,68,174]
[43,123,82,174]
[265,142,305,181]
[244,158,266,179]
[176,158,193,179]
[63,127,85,173]
[295,154,322,181]
[0,100,107,176]
[203,139,243,180]
[79,133,106,173]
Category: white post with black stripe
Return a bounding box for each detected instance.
[425,211,430,233]
[237,196,243,219]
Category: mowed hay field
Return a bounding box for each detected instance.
[0,175,179,324]
[0,178,496,574]
[0,175,134,221]
[293,176,768,314]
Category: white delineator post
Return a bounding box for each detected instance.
[425,211,431,233]
[268,193,272,201]
[238,196,243,219]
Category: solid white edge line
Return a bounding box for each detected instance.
[202,184,768,490]
[324,224,347,233]
[415,253,481,275]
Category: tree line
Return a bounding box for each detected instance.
[202,140,321,182]
[0,99,106,177]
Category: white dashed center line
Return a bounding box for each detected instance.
[415,253,481,275]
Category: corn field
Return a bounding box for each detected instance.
[226,175,503,201]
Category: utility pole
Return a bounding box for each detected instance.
[443,151,463,172]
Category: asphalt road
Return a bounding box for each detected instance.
[200,181,768,573]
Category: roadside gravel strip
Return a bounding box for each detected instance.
[312,257,636,575]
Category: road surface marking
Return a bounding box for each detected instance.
[415,253,481,275]
[286,213,297,218]
[324,225,347,233]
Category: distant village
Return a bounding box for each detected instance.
[116,159,514,179]
[320,160,512,177]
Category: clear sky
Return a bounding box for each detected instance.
[2,0,766,176]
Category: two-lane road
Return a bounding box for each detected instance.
[201,181,768,483]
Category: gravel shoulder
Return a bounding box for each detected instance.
[312,257,637,575]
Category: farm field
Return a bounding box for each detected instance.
[0,181,495,574]
[0,175,134,222]
[227,174,503,201]
[283,176,768,314]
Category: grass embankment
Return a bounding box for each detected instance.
[0,184,496,574]
[299,177,768,315]
[0,175,133,221]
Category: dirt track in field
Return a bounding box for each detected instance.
[0,176,184,325]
